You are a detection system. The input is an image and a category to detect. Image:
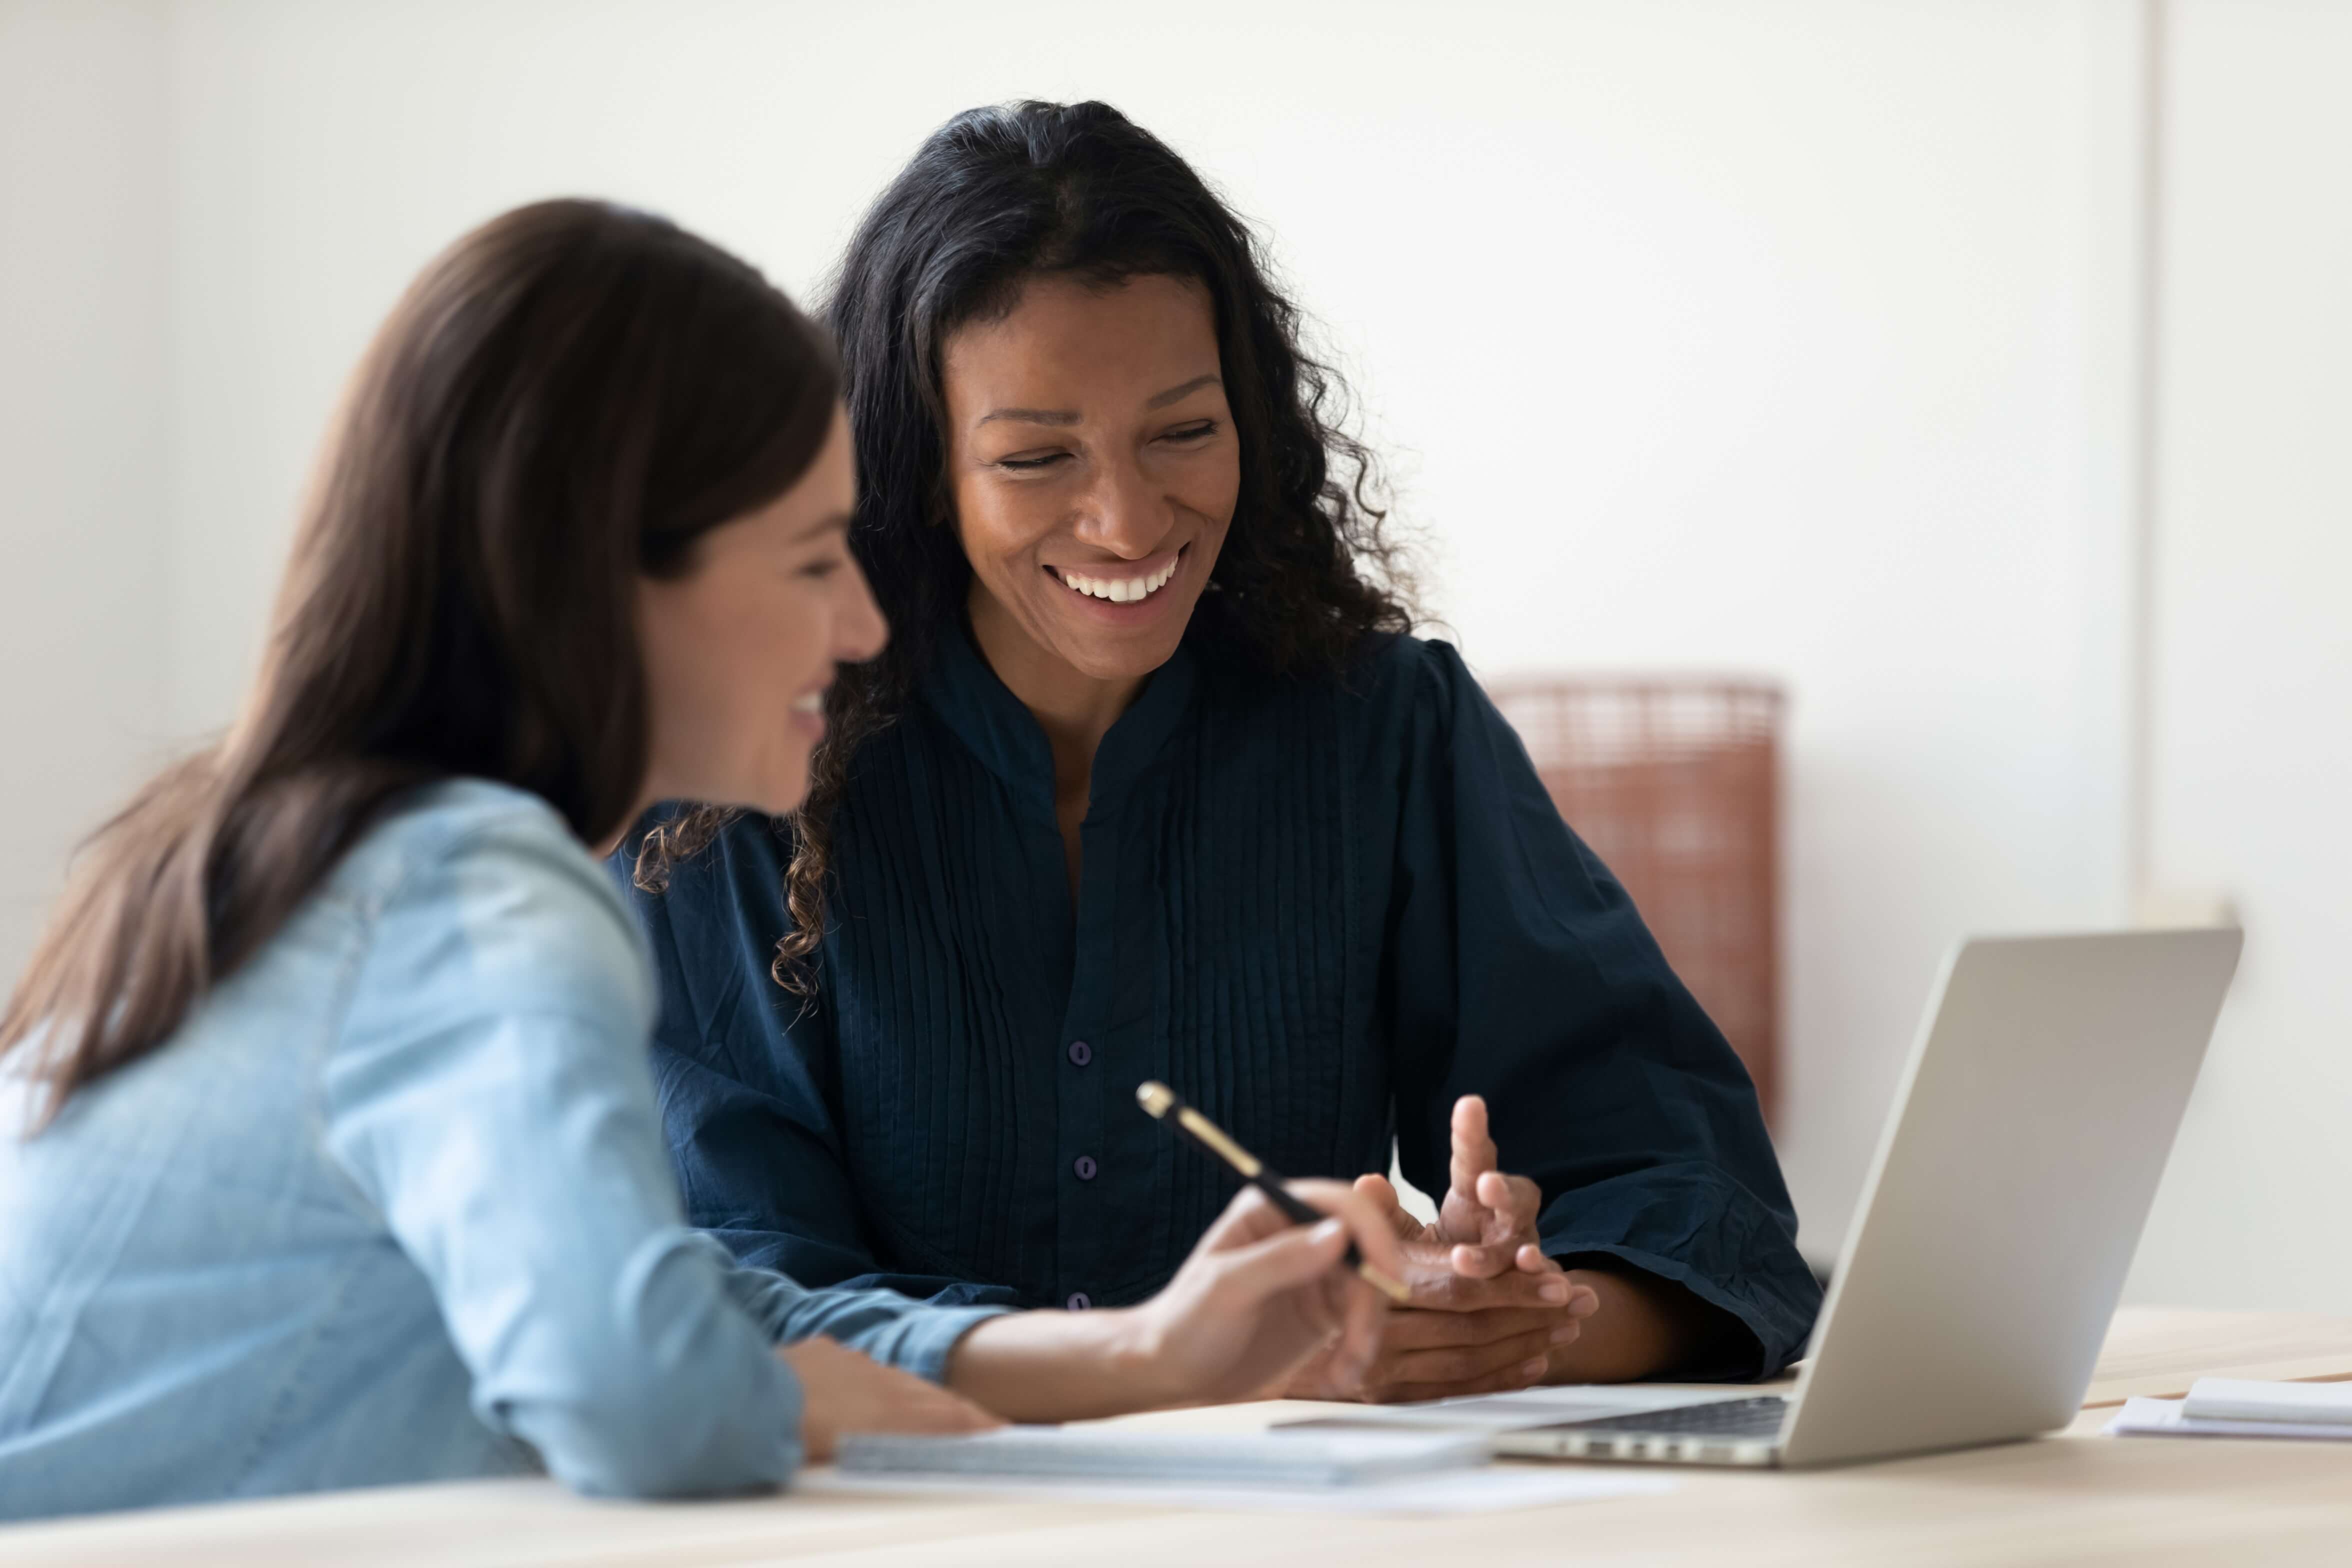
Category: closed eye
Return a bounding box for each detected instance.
[996,451,1072,472]
[1161,420,1218,444]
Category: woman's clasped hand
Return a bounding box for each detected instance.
[1281,1096,1600,1404]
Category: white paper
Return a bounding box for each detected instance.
[2180,1378,2352,1426]
[838,1426,1486,1484]
[2107,1395,2352,1441]
[801,1464,1674,1516]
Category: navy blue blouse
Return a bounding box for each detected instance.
[614,624,1820,1378]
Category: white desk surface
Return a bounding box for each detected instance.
[6,1306,2351,1567]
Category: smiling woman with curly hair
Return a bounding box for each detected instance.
[617,100,1820,1403]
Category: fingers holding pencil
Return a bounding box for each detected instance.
[1171,1180,1407,1400]
[1198,1179,1408,1292]
[950,1177,1412,1417]
[1136,1080,1412,1304]
[1134,1081,1410,1399]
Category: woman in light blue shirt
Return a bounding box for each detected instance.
[0,199,1398,1524]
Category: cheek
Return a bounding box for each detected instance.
[636,598,706,734]
[952,477,1052,580]
[638,577,832,812]
[1190,448,1243,530]
[670,595,802,732]
[739,594,826,702]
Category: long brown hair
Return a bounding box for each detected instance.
[2,198,838,1124]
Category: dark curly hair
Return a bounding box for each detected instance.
[636,100,1415,990]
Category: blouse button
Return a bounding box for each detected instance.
[1073,1154,1098,1181]
[1066,1292,1093,1311]
[1068,1040,1093,1067]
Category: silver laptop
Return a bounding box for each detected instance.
[1302,929,2242,1469]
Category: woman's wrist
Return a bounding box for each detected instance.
[1542,1266,1740,1382]
[942,1305,1180,1424]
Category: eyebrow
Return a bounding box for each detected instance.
[975,373,1224,428]
[1146,372,1223,409]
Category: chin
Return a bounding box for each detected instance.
[1054,605,1200,684]
[746,759,812,818]
[1068,642,1183,686]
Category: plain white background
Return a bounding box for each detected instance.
[2,0,2344,1308]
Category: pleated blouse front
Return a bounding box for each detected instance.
[618,622,1822,1377]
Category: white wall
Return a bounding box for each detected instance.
[2123,0,2352,1312]
[6,0,2346,1300]
[0,0,172,984]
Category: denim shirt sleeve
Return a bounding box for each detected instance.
[1384,642,1824,1380]
[719,1262,1007,1383]
[316,800,993,1497]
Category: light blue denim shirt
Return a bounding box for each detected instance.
[0,780,1002,1522]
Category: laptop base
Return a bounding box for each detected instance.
[1492,1394,1788,1468]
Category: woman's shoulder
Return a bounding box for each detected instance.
[342,778,620,922]
[1178,632,1475,746]
[1206,630,1476,719]
[352,776,584,869]
[1348,629,1473,692]
[1177,635,1485,794]
[339,778,652,1026]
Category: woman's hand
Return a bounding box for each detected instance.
[943,1179,1404,1421]
[1123,1179,1404,1406]
[1432,1095,1560,1283]
[778,1336,1002,1461]
[1282,1096,1600,1402]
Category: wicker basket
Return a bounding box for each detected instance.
[1488,678,1784,1124]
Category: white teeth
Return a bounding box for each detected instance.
[792,692,823,714]
[1060,558,1180,604]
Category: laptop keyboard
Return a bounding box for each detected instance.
[1558,1396,1789,1438]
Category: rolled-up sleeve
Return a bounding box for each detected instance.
[720,1260,1008,1384]
[1384,642,1822,1379]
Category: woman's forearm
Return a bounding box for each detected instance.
[1542,1268,1740,1384]
[942,1308,1180,1424]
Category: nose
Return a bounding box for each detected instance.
[834,554,889,664]
[1072,452,1174,560]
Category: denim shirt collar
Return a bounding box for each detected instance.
[920,614,1199,820]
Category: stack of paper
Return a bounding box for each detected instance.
[816,1426,1678,1514]
[2108,1378,2352,1440]
[838,1428,1487,1485]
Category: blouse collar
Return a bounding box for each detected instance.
[920,614,1200,816]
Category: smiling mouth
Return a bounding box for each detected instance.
[1050,548,1184,606]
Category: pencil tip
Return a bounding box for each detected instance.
[1136,1081,1174,1117]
